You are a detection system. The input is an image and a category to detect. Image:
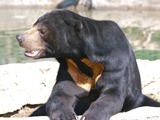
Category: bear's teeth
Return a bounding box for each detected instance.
[24,50,39,57]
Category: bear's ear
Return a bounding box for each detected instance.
[70,19,83,32]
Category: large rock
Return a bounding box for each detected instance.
[111,106,160,120]
[0,61,59,114]
[138,60,160,100]
[1,107,160,120]
[0,59,160,119]
[79,0,160,9]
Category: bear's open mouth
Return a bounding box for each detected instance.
[24,50,40,58]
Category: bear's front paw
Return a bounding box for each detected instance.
[48,104,78,120]
[80,101,110,120]
[81,111,108,120]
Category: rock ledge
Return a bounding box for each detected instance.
[0,60,160,119]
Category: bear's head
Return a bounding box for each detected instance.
[16,10,84,59]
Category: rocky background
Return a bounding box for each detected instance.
[0,60,160,119]
[0,0,160,10]
[0,0,160,119]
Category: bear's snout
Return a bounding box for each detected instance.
[16,34,24,44]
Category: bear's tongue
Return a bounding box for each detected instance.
[24,50,39,57]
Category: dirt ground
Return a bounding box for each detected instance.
[1,105,40,118]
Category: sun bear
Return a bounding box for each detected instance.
[16,9,160,120]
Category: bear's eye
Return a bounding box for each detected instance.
[39,29,45,36]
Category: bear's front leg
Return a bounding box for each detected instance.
[46,81,87,120]
[81,70,126,120]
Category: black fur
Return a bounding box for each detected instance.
[20,10,160,120]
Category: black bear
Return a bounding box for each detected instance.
[16,10,160,120]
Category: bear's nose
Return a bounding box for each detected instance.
[16,34,24,43]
